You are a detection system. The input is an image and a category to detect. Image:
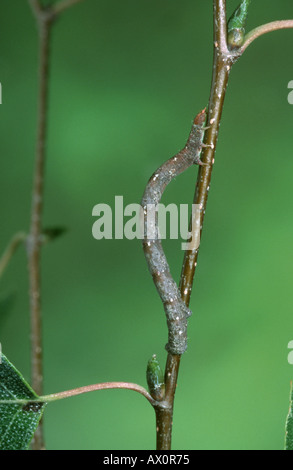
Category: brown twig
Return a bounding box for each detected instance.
[29,0,85,19]
[154,354,180,449]
[52,0,86,16]
[155,0,232,451]
[241,20,293,53]
[28,0,42,17]
[27,8,52,450]
[174,1,293,452]
[0,381,156,410]
[179,0,233,305]
[40,382,156,405]
[27,0,87,451]
[0,233,27,280]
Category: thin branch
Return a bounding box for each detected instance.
[175,6,293,453]
[0,233,27,280]
[42,382,156,405]
[27,6,53,450]
[155,354,180,450]
[28,0,42,17]
[174,3,293,453]
[179,0,230,328]
[26,0,87,450]
[0,382,156,407]
[154,0,231,451]
[241,20,293,53]
[52,0,86,16]
[213,0,229,53]
[181,0,232,305]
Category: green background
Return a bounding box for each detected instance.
[0,0,293,450]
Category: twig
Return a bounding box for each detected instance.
[0,233,27,280]
[176,1,293,452]
[179,9,293,331]
[214,0,229,53]
[28,0,42,17]
[52,0,86,16]
[179,0,232,304]
[27,0,88,449]
[0,382,156,407]
[27,8,53,449]
[152,0,231,451]
[29,0,85,20]
[154,354,180,449]
[41,382,156,405]
[241,20,293,53]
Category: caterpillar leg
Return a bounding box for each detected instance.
[195,157,209,166]
[201,143,214,149]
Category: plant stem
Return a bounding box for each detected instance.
[155,0,233,451]
[241,20,293,53]
[172,1,293,453]
[27,7,53,450]
[27,0,87,450]
[52,0,86,16]
[0,233,27,280]
[177,10,293,306]
[0,382,156,406]
[180,2,233,303]
[41,382,156,404]
[155,354,180,449]
[28,0,42,16]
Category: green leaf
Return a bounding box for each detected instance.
[0,353,46,450]
[285,382,293,450]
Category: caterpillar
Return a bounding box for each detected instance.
[141,109,207,355]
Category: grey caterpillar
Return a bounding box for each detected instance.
[141,109,207,355]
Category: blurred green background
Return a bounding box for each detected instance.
[1,0,293,450]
